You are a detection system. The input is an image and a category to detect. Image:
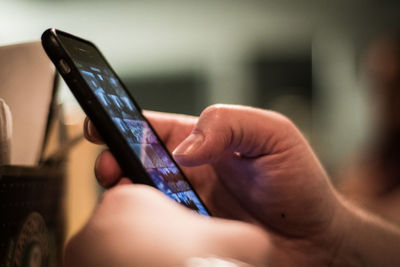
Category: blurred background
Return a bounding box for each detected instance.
[2,0,400,242]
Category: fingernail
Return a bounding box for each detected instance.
[84,118,92,138]
[88,125,94,140]
[84,119,96,142]
[173,133,204,156]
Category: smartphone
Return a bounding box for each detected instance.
[41,28,210,216]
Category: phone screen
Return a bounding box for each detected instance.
[58,34,209,216]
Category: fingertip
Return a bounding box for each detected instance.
[172,131,221,166]
[172,132,205,157]
[94,150,123,188]
[83,117,104,144]
[172,150,209,167]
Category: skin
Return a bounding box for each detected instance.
[67,104,400,266]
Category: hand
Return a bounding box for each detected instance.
[80,104,343,266]
[65,183,271,267]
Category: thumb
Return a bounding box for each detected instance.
[172,104,300,166]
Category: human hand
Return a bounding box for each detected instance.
[83,104,344,265]
[65,183,271,267]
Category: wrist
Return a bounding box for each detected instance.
[328,194,400,267]
[324,195,358,267]
[296,192,351,267]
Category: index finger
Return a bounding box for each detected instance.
[84,111,197,149]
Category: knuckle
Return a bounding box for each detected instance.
[200,104,231,121]
[266,111,302,145]
[268,110,296,130]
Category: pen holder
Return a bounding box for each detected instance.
[0,163,65,267]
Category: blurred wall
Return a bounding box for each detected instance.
[3,0,400,173]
